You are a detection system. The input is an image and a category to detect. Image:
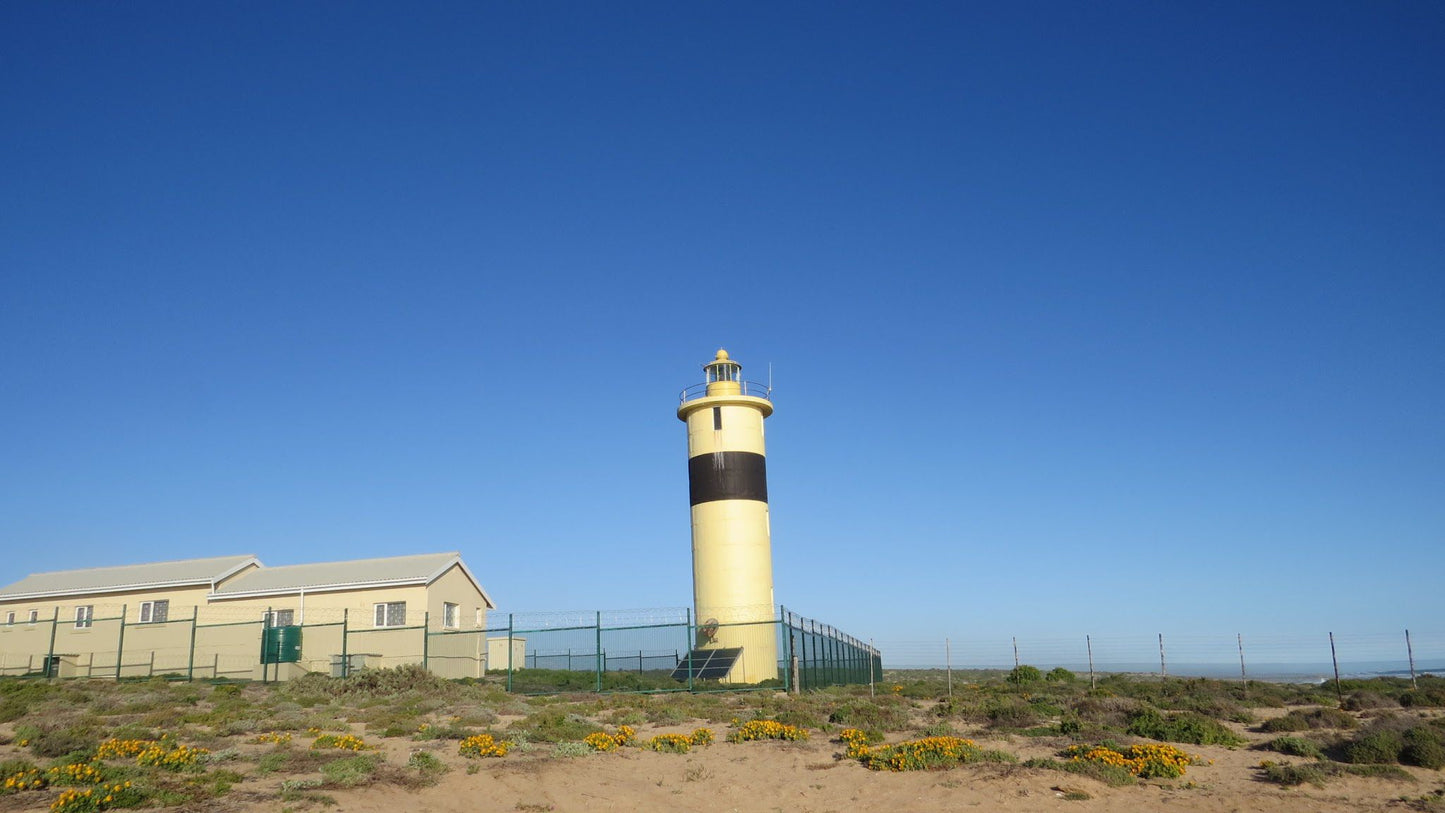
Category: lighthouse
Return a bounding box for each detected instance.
[677,349,778,683]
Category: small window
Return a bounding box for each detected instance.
[373,602,406,628]
[712,407,722,430]
[267,609,295,627]
[139,600,169,624]
[5,612,13,626]
[27,610,38,624]
[75,606,93,629]
[443,602,459,629]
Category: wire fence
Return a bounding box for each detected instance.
[876,629,1445,684]
[0,604,881,695]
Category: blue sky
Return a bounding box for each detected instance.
[2,2,1442,659]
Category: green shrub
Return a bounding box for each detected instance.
[1070,695,1141,730]
[1007,665,1043,685]
[1261,708,1356,733]
[1342,691,1397,711]
[1345,764,1416,781]
[1398,688,1445,708]
[405,750,448,779]
[919,721,958,738]
[1265,736,1324,759]
[321,754,383,787]
[21,724,94,759]
[509,708,596,743]
[1046,668,1076,683]
[984,698,1040,729]
[1061,758,1138,787]
[827,699,911,732]
[1402,726,1445,770]
[552,741,590,757]
[1127,709,1245,746]
[1259,760,1328,788]
[1343,729,1405,764]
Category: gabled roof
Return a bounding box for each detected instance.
[211,552,494,608]
[0,555,260,602]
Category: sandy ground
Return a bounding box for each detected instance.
[4,707,1443,812]
[220,713,1443,813]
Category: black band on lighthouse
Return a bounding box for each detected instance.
[688,451,768,506]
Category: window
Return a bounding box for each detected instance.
[713,407,722,430]
[475,608,484,627]
[267,609,295,627]
[443,602,459,629]
[27,610,37,624]
[139,600,169,624]
[75,606,93,629]
[373,602,406,628]
[5,612,13,626]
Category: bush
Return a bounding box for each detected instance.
[1258,760,1329,788]
[1402,726,1445,770]
[405,750,447,778]
[321,754,383,787]
[509,708,596,743]
[1345,764,1416,781]
[1063,743,1198,779]
[1008,666,1043,685]
[1343,729,1405,764]
[1265,736,1324,759]
[1261,708,1356,732]
[855,736,987,771]
[985,697,1041,730]
[1046,668,1077,683]
[1071,695,1142,730]
[1398,688,1445,708]
[1342,691,1398,711]
[1127,709,1245,746]
[827,699,911,732]
[1061,758,1138,787]
[552,741,590,757]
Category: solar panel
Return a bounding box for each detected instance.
[671,647,743,681]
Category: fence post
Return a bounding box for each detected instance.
[685,607,695,693]
[1086,635,1096,690]
[1329,632,1343,704]
[1406,629,1417,690]
[780,606,794,694]
[505,613,514,693]
[422,611,430,673]
[1237,633,1248,698]
[945,637,953,699]
[594,611,603,693]
[832,627,841,686]
[1012,636,1020,669]
[261,607,271,684]
[1158,633,1167,679]
[187,607,199,681]
[115,605,128,681]
[341,609,350,678]
[861,638,872,696]
[45,608,59,679]
[790,628,801,695]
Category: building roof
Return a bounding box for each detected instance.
[212,552,494,608]
[0,554,260,602]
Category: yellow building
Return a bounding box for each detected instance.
[0,552,494,680]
